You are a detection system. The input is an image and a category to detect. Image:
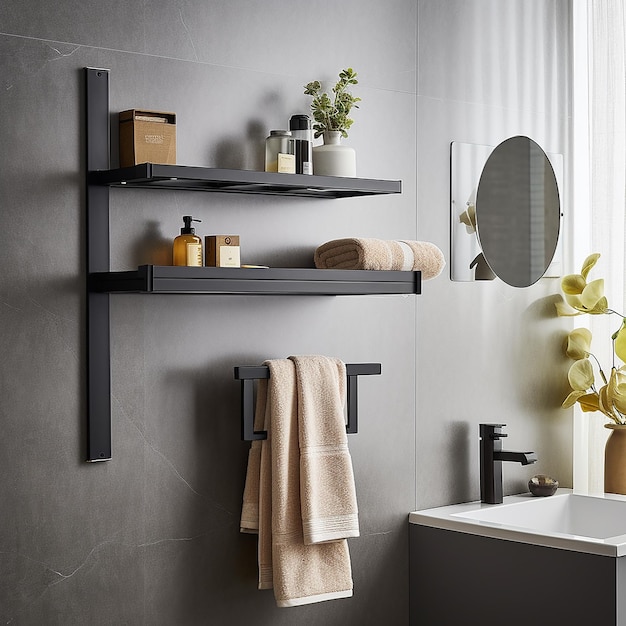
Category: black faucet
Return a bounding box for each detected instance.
[480,423,537,504]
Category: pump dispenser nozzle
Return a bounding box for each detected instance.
[181,215,201,235]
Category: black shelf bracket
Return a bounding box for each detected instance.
[234,362,381,441]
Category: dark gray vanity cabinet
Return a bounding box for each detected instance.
[410,523,624,625]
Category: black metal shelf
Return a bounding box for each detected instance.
[89,265,421,295]
[88,163,401,198]
[84,66,415,463]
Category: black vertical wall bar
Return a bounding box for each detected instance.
[86,68,112,461]
[240,378,266,441]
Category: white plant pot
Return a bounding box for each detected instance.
[312,131,356,177]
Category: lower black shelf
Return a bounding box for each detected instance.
[89,265,422,295]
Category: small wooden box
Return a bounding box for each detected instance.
[205,235,241,267]
[119,110,176,167]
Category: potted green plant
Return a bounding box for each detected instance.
[303,68,361,177]
[304,68,361,138]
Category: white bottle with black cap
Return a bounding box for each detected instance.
[289,114,313,175]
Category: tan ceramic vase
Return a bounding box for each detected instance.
[604,424,626,494]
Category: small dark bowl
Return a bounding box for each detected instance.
[528,474,559,497]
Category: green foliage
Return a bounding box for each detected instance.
[304,68,361,139]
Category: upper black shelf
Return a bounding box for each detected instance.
[89,265,421,295]
[87,163,402,198]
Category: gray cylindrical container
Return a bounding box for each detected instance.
[289,115,313,175]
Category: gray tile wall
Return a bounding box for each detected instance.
[416,0,573,511]
[0,1,573,624]
[0,1,417,624]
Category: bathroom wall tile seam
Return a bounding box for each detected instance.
[0,31,307,77]
[0,32,418,103]
[415,93,569,126]
[414,4,420,514]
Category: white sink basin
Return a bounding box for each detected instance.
[409,489,626,556]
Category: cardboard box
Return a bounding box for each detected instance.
[119,110,176,167]
[205,235,241,267]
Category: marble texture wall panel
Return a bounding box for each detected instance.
[0,0,416,92]
[0,0,417,622]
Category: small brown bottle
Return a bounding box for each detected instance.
[173,216,202,266]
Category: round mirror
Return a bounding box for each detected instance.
[475,136,560,287]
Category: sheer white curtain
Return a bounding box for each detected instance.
[579,0,626,493]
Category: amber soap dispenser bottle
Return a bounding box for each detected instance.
[173,216,203,266]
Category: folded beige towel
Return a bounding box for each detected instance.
[314,237,445,280]
[240,356,356,607]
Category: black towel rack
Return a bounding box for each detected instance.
[234,363,382,441]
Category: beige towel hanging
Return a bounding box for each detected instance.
[240,356,358,607]
[291,355,359,544]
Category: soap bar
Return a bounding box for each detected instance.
[277,153,296,174]
[205,235,241,267]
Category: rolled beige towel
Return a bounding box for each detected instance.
[314,238,445,280]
